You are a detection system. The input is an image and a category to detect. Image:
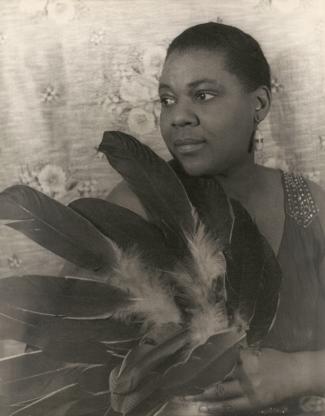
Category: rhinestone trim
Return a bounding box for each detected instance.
[283,172,319,228]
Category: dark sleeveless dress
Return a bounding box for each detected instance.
[262,172,325,353]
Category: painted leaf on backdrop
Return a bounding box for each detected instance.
[99,131,194,259]
[0,185,116,272]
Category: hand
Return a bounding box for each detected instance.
[183,347,304,414]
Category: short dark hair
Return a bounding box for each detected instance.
[166,22,271,92]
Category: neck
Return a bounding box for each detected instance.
[215,156,260,203]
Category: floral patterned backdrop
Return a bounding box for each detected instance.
[0,0,325,357]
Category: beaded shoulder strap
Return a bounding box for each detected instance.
[282,171,319,228]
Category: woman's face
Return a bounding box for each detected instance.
[159,49,256,176]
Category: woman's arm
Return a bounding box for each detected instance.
[184,347,325,415]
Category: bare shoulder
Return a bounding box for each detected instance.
[306,179,325,231]
[106,181,148,220]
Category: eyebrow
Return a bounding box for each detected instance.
[158,78,221,92]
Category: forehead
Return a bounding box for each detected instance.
[159,49,240,89]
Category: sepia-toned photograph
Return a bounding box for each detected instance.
[0,0,324,415]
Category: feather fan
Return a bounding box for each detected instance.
[0,130,282,416]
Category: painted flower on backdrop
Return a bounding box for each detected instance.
[7,254,22,269]
[142,46,166,78]
[100,94,129,117]
[90,30,106,46]
[77,179,98,198]
[19,165,43,192]
[41,85,59,103]
[37,164,67,198]
[127,107,156,135]
[271,77,284,93]
[306,169,321,184]
[46,0,76,24]
[119,75,158,105]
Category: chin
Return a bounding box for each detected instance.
[177,157,215,177]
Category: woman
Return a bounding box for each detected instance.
[108,22,325,414]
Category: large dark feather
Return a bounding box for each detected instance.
[169,159,233,248]
[99,131,194,258]
[227,199,264,327]
[247,237,282,344]
[8,384,85,416]
[127,329,245,416]
[0,351,63,383]
[0,308,127,364]
[160,329,244,394]
[69,198,177,270]
[113,329,190,395]
[0,303,141,354]
[2,364,110,414]
[0,185,116,272]
[65,391,109,416]
[3,365,88,405]
[0,275,132,318]
[171,161,279,337]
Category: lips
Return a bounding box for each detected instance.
[174,138,206,155]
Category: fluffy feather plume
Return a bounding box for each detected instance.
[108,244,182,329]
[168,216,229,346]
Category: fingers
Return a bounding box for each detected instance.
[186,380,243,402]
[197,396,252,414]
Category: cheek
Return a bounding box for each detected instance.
[206,104,252,145]
[159,114,171,144]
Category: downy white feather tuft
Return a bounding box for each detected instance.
[171,218,229,344]
[173,220,227,309]
[188,220,226,293]
[190,301,229,345]
[109,245,182,327]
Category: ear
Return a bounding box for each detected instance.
[250,86,271,123]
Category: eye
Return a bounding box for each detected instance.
[194,91,216,102]
[159,96,176,107]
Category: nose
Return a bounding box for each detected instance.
[170,100,199,128]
